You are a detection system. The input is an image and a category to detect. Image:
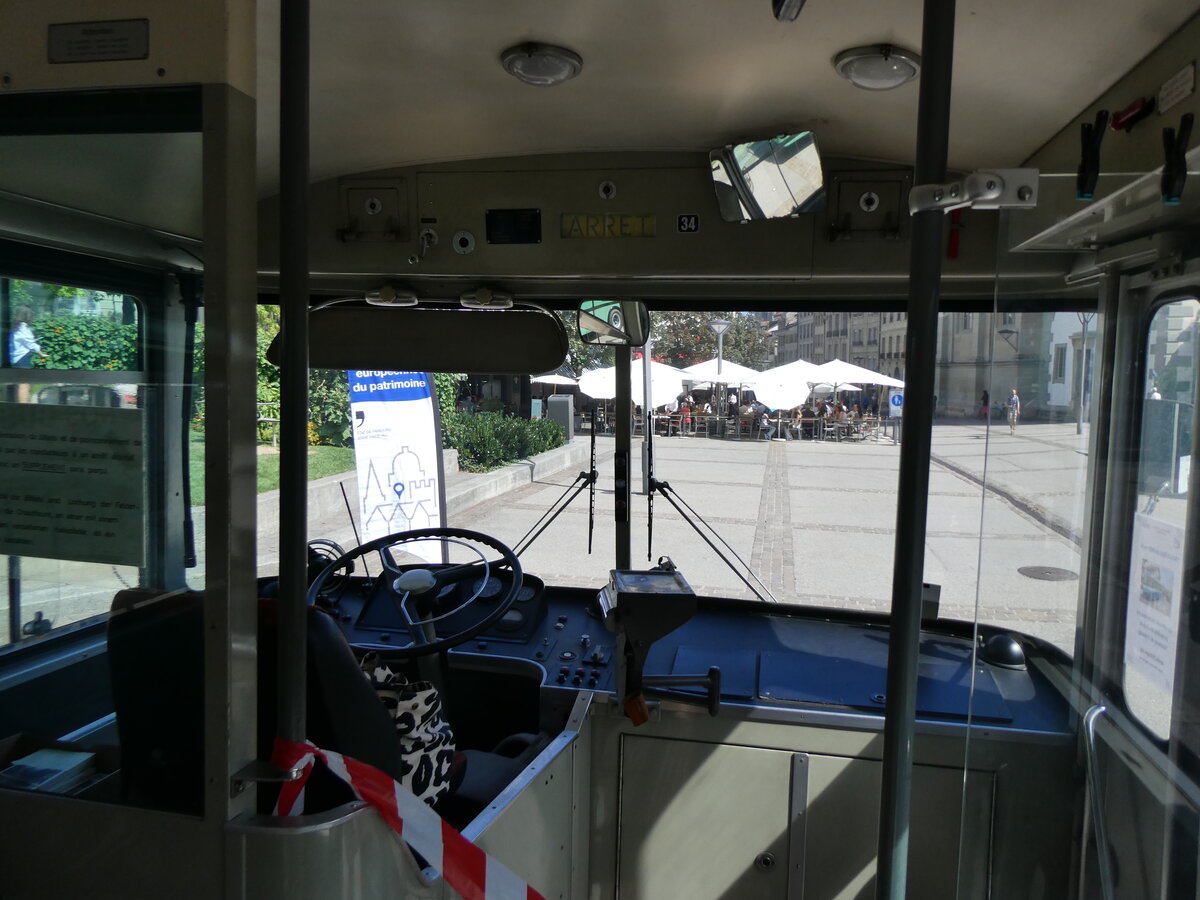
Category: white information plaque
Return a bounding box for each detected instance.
[0,402,145,566]
[1124,511,1186,695]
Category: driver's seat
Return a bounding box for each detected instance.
[108,587,539,823]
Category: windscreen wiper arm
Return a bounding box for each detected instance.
[647,477,779,603]
[513,412,599,557]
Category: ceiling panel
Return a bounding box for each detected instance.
[254,0,1200,194]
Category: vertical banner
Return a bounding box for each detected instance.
[348,371,446,562]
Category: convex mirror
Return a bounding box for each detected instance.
[578,299,651,347]
[709,131,824,222]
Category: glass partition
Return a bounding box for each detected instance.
[941,182,1107,898]
[0,106,208,815]
[930,300,1093,654]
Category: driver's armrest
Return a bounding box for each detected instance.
[435,732,548,830]
[490,733,540,758]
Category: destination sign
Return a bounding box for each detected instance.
[560,214,656,239]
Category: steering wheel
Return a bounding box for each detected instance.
[307,527,522,659]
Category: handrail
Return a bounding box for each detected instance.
[1082,704,1116,900]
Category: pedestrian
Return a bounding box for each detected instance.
[1150,384,1162,400]
[760,408,775,440]
[8,305,42,404]
[980,390,989,419]
[9,306,41,368]
[1005,388,1020,435]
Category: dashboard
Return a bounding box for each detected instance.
[318,568,1070,736]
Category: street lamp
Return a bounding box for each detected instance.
[709,318,732,417]
[997,328,1019,352]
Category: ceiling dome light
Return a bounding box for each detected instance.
[833,44,921,90]
[501,42,583,86]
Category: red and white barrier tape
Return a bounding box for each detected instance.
[272,738,545,900]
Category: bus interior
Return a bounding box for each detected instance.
[1,1,1200,898]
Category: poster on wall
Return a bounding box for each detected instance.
[0,402,144,566]
[1124,511,1186,695]
[347,371,446,562]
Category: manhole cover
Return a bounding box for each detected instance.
[1018,566,1078,582]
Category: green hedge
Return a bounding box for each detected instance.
[442,411,566,472]
[33,314,138,370]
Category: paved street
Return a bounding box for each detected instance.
[453,421,1092,653]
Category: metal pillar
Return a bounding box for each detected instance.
[1077,312,1094,435]
[641,338,655,495]
[876,2,955,897]
[276,0,310,744]
[615,346,632,569]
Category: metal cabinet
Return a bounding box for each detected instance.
[617,735,993,899]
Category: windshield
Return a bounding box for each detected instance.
[268,305,1093,657]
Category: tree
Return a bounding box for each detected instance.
[556,309,613,373]
[647,311,772,370]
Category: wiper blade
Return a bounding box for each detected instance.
[648,477,779,604]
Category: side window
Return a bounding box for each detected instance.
[1052,344,1067,382]
[4,280,140,374]
[2,277,145,646]
[1123,297,1198,740]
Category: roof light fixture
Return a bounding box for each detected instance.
[501,42,583,87]
[833,44,921,91]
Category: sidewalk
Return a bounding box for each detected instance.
[929,419,1092,545]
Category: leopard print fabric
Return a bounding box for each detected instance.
[360,653,457,805]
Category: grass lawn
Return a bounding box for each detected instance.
[189,432,356,497]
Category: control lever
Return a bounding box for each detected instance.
[643,668,722,718]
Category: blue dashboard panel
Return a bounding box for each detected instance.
[671,646,758,700]
[759,646,1012,722]
[332,578,1067,735]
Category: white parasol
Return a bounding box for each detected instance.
[578,358,684,409]
[680,357,762,385]
[811,358,904,388]
[530,373,578,386]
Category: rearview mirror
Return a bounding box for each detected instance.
[709,131,824,222]
[578,299,651,347]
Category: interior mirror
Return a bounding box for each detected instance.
[709,131,824,222]
[578,299,651,347]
